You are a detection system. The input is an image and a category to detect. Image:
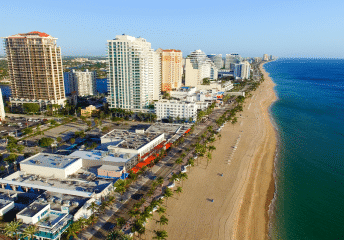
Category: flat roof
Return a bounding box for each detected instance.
[1,170,114,198]
[101,129,163,150]
[99,165,123,172]
[21,153,81,169]
[18,202,48,218]
[0,199,13,210]
[69,150,136,163]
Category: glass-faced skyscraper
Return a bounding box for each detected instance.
[2,31,66,109]
[107,35,160,111]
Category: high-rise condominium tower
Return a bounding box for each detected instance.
[207,54,224,69]
[225,54,241,70]
[156,49,183,92]
[2,31,66,108]
[185,50,218,87]
[68,69,96,96]
[107,35,161,110]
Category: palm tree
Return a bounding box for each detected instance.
[206,152,212,167]
[131,220,145,239]
[22,224,38,240]
[163,188,173,207]
[87,201,99,214]
[178,173,188,187]
[128,209,141,219]
[4,220,22,240]
[106,229,133,240]
[175,158,183,171]
[175,186,183,198]
[66,222,81,240]
[208,145,216,153]
[157,215,169,229]
[153,230,168,240]
[187,158,195,171]
[156,206,166,216]
[116,217,126,229]
[157,177,164,186]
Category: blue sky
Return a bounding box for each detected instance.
[1,0,344,58]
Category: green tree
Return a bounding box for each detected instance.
[116,217,126,229]
[157,215,169,229]
[22,127,33,135]
[22,224,38,240]
[23,103,40,114]
[175,158,183,171]
[4,220,22,240]
[38,137,54,147]
[163,188,173,207]
[178,172,188,187]
[56,137,62,143]
[175,186,183,198]
[87,201,99,214]
[70,138,75,144]
[106,229,133,240]
[4,154,18,163]
[153,230,168,240]
[65,222,81,240]
[157,206,166,216]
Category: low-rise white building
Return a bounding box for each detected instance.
[154,99,198,122]
[20,153,83,179]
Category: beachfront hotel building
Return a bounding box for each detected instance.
[234,61,251,79]
[107,35,161,111]
[154,99,198,122]
[2,31,66,109]
[207,54,224,69]
[185,50,218,87]
[225,53,241,70]
[68,69,96,96]
[263,54,269,61]
[156,48,183,92]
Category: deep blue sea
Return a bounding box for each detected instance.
[265,59,344,239]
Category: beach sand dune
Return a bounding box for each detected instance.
[145,63,277,240]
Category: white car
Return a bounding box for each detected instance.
[167,182,175,188]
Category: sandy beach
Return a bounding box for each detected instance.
[145,63,277,240]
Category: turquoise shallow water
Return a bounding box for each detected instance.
[265,59,344,239]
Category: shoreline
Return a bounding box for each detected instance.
[144,63,278,239]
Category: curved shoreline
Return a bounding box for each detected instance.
[233,62,277,239]
[144,63,278,239]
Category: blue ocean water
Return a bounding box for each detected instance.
[265,59,344,239]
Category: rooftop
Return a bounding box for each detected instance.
[18,202,48,218]
[2,170,113,198]
[69,150,136,163]
[0,198,13,210]
[101,129,163,150]
[21,153,81,170]
[99,165,123,172]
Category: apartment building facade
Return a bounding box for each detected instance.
[107,35,161,111]
[185,50,218,87]
[68,69,96,96]
[234,61,251,79]
[154,99,197,122]
[2,31,66,109]
[156,49,183,92]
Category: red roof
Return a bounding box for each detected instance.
[162,49,182,52]
[18,31,50,37]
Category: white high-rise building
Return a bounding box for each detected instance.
[107,35,160,110]
[234,61,251,79]
[263,54,269,61]
[225,54,241,70]
[185,50,218,87]
[0,89,5,121]
[207,54,224,69]
[68,69,96,96]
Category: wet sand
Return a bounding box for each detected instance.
[145,63,277,240]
